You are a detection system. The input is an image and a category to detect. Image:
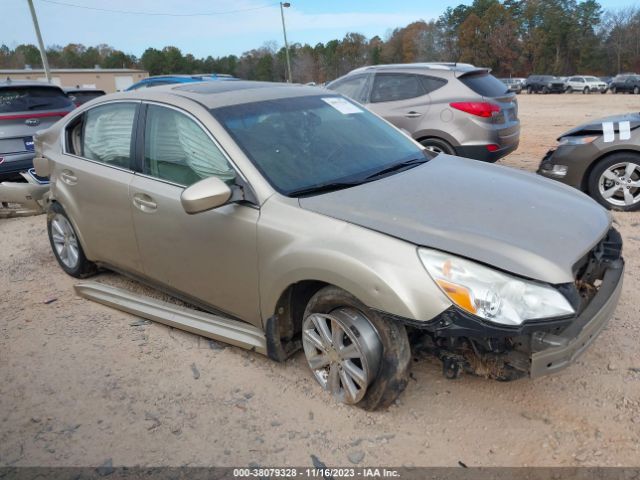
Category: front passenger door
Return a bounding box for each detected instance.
[129,103,261,325]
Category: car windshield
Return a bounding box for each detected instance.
[0,86,73,113]
[212,95,427,196]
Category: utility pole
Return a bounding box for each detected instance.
[280,2,292,83]
[27,0,52,82]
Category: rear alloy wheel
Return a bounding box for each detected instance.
[47,202,97,277]
[419,138,455,156]
[302,286,410,410]
[589,154,640,211]
[634,86,640,95]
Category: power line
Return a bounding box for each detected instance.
[37,0,279,17]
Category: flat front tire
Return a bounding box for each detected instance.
[47,202,97,277]
[301,286,411,410]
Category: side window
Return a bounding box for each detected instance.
[80,103,136,168]
[370,74,426,103]
[328,75,368,102]
[418,75,447,94]
[143,104,236,186]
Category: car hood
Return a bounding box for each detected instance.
[559,112,640,139]
[299,155,611,284]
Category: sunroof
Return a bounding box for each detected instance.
[173,81,283,95]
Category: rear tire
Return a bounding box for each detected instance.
[588,153,640,212]
[527,86,533,94]
[634,86,640,95]
[611,86,617,94]
[301,286,411,410]
[47,202,97,278]
[583,87,589,94]
[419,138,455,156]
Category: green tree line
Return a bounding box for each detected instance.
[2,0,639,83]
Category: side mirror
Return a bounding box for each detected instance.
[180,176,232,214]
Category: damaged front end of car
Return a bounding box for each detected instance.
[391,229,624,381]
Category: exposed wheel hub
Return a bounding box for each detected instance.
[302,308,382,404]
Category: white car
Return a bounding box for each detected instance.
[564,76,608,94]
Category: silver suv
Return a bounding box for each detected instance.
[564,76,608,94]
[326,63,520,162]
[0,81,75,180]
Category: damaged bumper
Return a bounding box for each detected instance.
[530,258,623,377]
[394,230,624,380]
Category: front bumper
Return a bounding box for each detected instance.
[530,258,623,377]
[537,144,595,190]
[392,230,624,380]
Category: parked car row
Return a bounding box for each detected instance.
[498,73,640,94]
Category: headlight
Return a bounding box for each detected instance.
[558,135,598,146]
[418,249,575,326]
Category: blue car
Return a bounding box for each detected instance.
[126,74,236,91]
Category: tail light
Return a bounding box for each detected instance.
[486,144,499,152]
[450,102,500,118]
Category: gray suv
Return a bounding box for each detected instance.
[326,63,520,162]
[0,81,75,180]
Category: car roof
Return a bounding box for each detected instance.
[103,80,328,109]
[0,80,65,89]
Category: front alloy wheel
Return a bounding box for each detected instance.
[302,309,382,405]
[301,286,410,410]
[589,154,640,211]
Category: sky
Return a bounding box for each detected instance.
[2,0,636,59]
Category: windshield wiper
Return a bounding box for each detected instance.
[364,157,428,180]
[287,180,363,197]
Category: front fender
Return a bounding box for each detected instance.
[258,198,452,325]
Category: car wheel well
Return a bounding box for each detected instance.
[265,280,329,362]
[583,149,640,192]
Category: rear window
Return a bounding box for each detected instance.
[459,72,508,97]
[69,91,105,104]
[0,86,73,113]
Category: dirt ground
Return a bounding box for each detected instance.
[1,93,640,469]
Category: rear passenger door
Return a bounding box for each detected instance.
[53,101,143,273]
[365,73,437,134]
[128,103,261,323]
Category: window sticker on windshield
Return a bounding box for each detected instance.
[619,121,631,141]
[322,97,363,114]
[602,121,614,143]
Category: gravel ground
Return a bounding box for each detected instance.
[1,93,640,468]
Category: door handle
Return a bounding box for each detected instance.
[60,169,77,185]
[132,194,157,212]
[405,111,422,118]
